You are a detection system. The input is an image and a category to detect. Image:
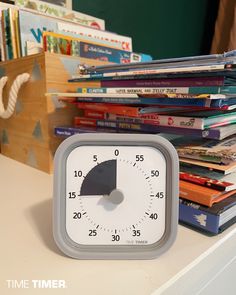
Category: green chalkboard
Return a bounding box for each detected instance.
[73,0,219,59]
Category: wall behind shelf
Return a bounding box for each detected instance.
[73,0,219,59]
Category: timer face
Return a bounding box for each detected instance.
[53,133,179,259]
[66,146,166,246]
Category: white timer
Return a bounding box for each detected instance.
[53,133,179,259]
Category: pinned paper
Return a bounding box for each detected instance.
[32,121,43,140]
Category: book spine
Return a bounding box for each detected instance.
[77,87,191,94]
[179,172,232,191]
[99,76,226,87]
[77,86,235,96]
[0,12,5,61]
[54,127,79,137]
[72,64,226,80]
[77,102,140,117]
[73,117,221,139]
[9,8,17,59]
[3,9,12,60]
[76,96,209,107]
[179,199,219,234]
[14,10,21,58]
[80,111,203,129]
[79,41,152,64]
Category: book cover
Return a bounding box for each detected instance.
[180,161,236,180]
[176,135,236,164]
[43,33,71,55]
[19,10,58,56]
[180,158,236,175]
[57,21,132,52]
[43,31,151,62]
[179,194,236,234]
[15,0,105,30]
[19,10,132,56]
[179,180,236,206]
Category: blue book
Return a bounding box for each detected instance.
[54,126,142,137]
[179,195,236,234]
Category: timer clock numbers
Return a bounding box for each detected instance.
[53,133,179,259]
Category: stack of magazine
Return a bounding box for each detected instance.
[52,50,236,235]
[0,0,152,63]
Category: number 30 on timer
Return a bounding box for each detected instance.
[53,133,179,259]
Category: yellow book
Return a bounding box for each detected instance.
[14,10,21,58]
[8,8,17,59]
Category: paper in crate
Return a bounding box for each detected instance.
[0,52,111,173]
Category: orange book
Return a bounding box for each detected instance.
[179,180,236,207]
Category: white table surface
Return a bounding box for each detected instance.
[0,154,236,295]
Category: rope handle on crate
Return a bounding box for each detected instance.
[0,73,30,119]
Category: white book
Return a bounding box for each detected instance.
[57,22,133,52]
[15,0,105,30]
[19,10,132,56]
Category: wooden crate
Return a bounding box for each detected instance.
[0,52,109,173]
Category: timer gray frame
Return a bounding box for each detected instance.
[53,133,179,259]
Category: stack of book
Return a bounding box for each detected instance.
[52,50,236,235]
[0,0,152,63]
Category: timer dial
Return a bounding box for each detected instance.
[66,146,166,246]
